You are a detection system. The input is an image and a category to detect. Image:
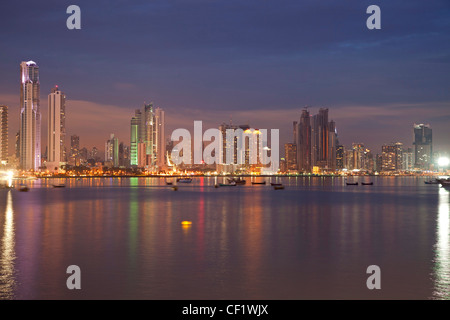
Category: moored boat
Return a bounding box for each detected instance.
[227,177,246,185]
[177,177,192,183]
[437,179,450,187]
[346,182,358,185]
[361,182,373,185]
[252,181,266,185]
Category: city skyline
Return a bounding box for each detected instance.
[0,60,447,172]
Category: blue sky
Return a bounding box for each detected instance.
[1,0,450,154]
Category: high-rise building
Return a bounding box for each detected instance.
[20,61,41,170]
[70,134,80,166]
[413,124,432,170]
[295,108,311,173]
[0,105,7,163]
[294,108,336,173]
[394,142,403,171]
[284,143,297,172]
[141,103,165,170]
[336,145,344,170]
[155,107,165,169]
[381,144,397,171]
[47,86,66,169]
[130,109,142,166]
[402,147,414,171]
[105,133,119,167]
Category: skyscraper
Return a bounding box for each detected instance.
[295,108,311,173]
[70,134,80,166]
[295,107,336,173]
[336,145,344,170]
[154,107,166,169]
[413,124,432,169]
[0,105,7,163]
[47,86,66,169]
[136,103,165,170]
[105,133,119,167]
[20,61,41,170]
[130,109,142,166]
[284,143,297,171]
[381,144,396,171]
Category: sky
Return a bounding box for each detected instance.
[1,0,450,157]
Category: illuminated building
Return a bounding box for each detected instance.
[294,108,311,173]
[402,147,413,171]
[19,61,41,170]
[413,124,432,170]
[70,135,80,166]
[47,86,66,170]
[105,134,119,167]
[135,103,166,170]
[294,107,336,173]
[284,143,297,172]
[336,145,344,170]
[130,109,142,166]
[217,123,262,173]
[0,105,7,163]
[381,144,396,171]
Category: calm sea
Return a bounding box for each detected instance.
[0,176,449,300]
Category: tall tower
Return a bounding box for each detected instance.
[413,124,432,169]
[296,108,311,173]
[20,61,41,170]
[47,86,66,169]
[130,109,142,166]
[154,107,165,169]
[0,105,7,163]
[105,133,119,167]
[141,103,165,170]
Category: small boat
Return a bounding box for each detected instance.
[273,185,285,190]
[361,182,373,185]
[437,179,450,187]
[252,181,266,185]
[424,179,439,185]
[52,184,66,188]
[227,177,246,185]
[19,185,29,192]
[171,186,178,191]
[346,182,358,185]
[271,182,282,186]
[177,178,192,183]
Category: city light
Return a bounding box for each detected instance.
[438,157,450,167]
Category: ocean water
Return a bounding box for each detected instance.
[0,176,449,299]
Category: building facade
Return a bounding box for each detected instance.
[0,105,7,163]
[20,61,41,170]
[413,124,432,170]
[47,86,66,170]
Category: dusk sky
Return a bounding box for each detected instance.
[1,0,450,156]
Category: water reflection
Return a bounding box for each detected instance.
[432,187,450,299]
[0,191,16,299]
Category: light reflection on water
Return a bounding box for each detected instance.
[0,176,448,299]
[432,187,450,299]
[0,191,16,299]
